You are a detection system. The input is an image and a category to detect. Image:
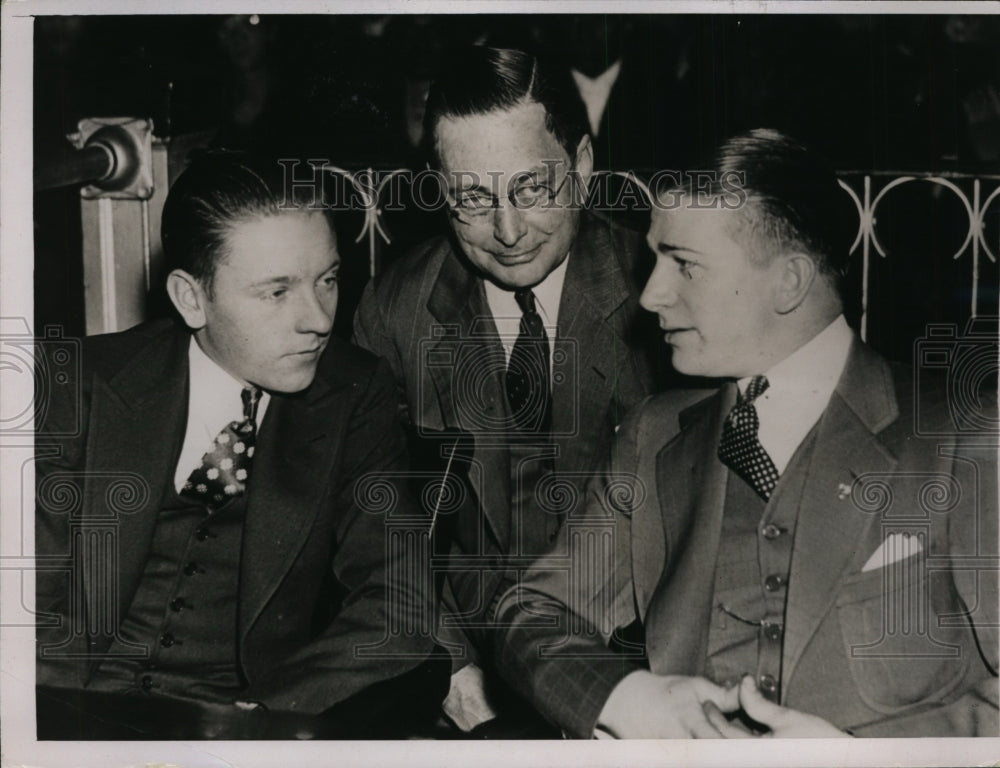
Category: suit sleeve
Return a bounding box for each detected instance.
[252,359,440,713]
[491,399,654,739]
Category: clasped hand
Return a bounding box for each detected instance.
[597,672,850,739]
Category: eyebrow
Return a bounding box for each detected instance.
[648,241,704,256]
[246,258,341,289]
[449,165,553,194]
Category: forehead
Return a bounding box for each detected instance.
[220,211,337,273]
[435,101,567,178]
[647,204,746,257]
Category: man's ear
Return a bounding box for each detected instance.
[571,134,595,204]
[166,269,209,330]
[774,252,817,314]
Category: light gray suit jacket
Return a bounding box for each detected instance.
[494,338,998,738]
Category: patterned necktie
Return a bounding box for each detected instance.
[718,375,779,500]
[181,386,261,510]
[505,289,552,433]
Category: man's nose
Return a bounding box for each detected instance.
[297,287,336,335]
[492,200,528,248]
[639,260,679,313]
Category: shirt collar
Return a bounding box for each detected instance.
[483,251,570,329]
[738,315,853,400]
[736,315,853,475]
[187,336,270,432]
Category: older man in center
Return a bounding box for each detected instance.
[353,47,658,732]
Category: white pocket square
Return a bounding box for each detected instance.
[861,533,924,572]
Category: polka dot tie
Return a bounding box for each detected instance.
[505,289,552,433]
[717,375,779,500]
[181,386,261,511]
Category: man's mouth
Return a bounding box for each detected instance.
[292,343,325,357]
[661,326,693,341]
[492,244,541,265]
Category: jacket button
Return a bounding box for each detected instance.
[196,527,211,541]
[140,675,153,691]
[170,597,186,612]
[759,674,777,693]
[764,574,786,592]
[159,633,176,648]
[761,524,784,539]
[183,562,199,576]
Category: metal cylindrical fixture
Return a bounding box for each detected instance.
[35,143,115,192]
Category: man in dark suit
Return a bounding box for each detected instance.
[492,129,998,738]
[353,47,657,732]
[34,154,446,739]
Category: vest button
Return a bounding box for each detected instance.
[159,633,175,648]
[196,527,211,541]
[763,622,783,641]
[761,524,783,539]
[758,674,777,693]
[183,562,199,576]
[170,597,186,612]
[140,675,153,691]
[764,574,786,592]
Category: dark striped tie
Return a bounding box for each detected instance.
[505,289,552,433]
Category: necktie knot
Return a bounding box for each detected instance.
[741,375,769,406]
[241,385,261,423]
[514,289,537,317]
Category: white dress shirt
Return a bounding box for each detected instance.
[736,315,853,475]
[484,253,569,374]
[173,337,271,493]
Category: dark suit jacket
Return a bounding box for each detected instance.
[353,213,658,664]
[35,319,438,715]
[494,338,999,738]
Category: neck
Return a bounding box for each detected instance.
[756,304,843,377]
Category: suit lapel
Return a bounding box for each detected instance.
[782,340,900,686]
[552,217,634,473]
[644,385,734,675]
[425,248,512,548]
[86,324,189,631]
[239,371,347,639]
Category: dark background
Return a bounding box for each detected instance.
[33,13,1000,360]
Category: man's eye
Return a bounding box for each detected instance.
[676,259,695,278]
[513,184,549,204]
[322,275,339,288]
[456,193,493,210]
[266,288,288,300]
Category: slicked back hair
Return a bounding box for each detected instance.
[423,46,590,165]
[161,152,333,296]
[676,129,853,296]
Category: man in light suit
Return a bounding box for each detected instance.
[353,47,658,732]
[493,129,998,738]
[35,154,446,739]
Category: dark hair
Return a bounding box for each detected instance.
[422,46,590,164]
[673,129,853,294]
[161,152,332,294]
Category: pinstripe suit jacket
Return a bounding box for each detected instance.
[353,213,659,666]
